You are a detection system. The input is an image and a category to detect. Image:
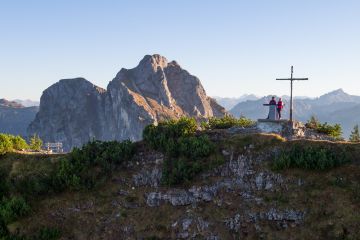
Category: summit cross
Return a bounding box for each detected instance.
[276,66,308,122]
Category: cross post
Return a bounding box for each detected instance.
[276,66,308,122]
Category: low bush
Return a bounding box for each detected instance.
[33,227,61,240]
[0,134,13,155]
[143,117,220,185]
[143,117,197,151]
[0,196,31,224]
[0,134,29,155]
[0,219,8,237]
[202,115,255,130]
[13,173,53,197]
[306,115,320,129]
[272,144,350,170]
[162,156,203,186]
[177,135,214,159]
[162,135,217,185]
[305,116,342,139]
[10,136,28,151]
[0,226,61,240]
[53,140,135,190]
[0,168,10,198]
[316,123,342,138]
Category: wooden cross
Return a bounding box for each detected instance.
[276,66,308,122]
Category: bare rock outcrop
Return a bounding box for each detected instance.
[28,78,106,149]
[28,54,225,150]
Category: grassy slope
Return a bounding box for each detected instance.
[1,134,360,239]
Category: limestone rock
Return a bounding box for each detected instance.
[28,54,226,150]
[133,167,162,188]
[28,78,106,150]
[225,213,241,232]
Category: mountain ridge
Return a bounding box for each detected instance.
[28,54,225,150]
[230,89,360,137]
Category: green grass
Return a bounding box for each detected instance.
[272,143,350,171]
[201,115,255,130]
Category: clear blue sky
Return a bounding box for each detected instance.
[1,0,359,100]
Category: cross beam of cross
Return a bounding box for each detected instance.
[276,66,308,122]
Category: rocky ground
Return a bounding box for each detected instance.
[8,131,360,239]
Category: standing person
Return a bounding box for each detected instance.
[269,96,276,105]
[277,98,284,119]
[267,97,277,119]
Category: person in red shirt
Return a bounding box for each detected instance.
[277,98,284,119]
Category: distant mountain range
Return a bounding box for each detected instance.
[0,99,39,137]
[228,89,360,138]
[213,94,260,110]
[13,99,40,107]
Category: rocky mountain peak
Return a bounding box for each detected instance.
[332,88,345,93]
[322,88,347,98]
[29,54,226,150]
[317,88,360,105]
[139,54,169,70]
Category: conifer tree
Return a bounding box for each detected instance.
[30,134,43,151]
[349,124,360,142]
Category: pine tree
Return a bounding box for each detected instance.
[349,125,360,142]
[306,115,320,129]
[30,134,43,151]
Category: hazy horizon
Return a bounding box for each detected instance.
[3,87,354,103]
[1,1,359,100]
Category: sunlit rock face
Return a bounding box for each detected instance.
[28,78,107,150]
[28,54,226,150]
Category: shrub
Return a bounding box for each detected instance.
[34,227,61,240]
[143,117,218,185]
[0,168,10,198]
[272,144,350,171]
[143,117,197,150]
[203,115,255,130]
[306,115,320,129]
[29,134,42,151]
[13,174,53,197]
[53,140,135,190]
[0,134,13,155]
[178,135,214,159]
[0,227,61,240]
[161,135,216,185]
[0,196,31,224]
[316,122,342,138]
[162,156,203,186]
[0,134,28,154]
[0,219,8,237]
[305,116,342,139]
[349,125,360,142]
[9,136,28,151]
